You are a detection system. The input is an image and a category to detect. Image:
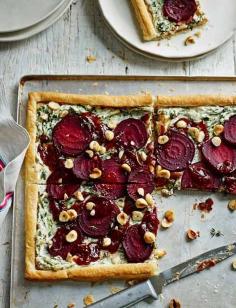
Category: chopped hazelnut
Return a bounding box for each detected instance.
[161,218,173,228]
[105,130,114,141]
[64,158,74,169]
[65,230,78,243]
[232,260,236,270]
[161,188,172,197]
[212,136,221,147]
[85,149,94,158]
[60,110,69,118]
[132,211,144,221]
[154,249,167,259]
[185,36,195,46]
[48,101,60,110]
[228,200,236,211]
[213,124,224,136]
[86,202,95,210]
[83,294,94,306]
[187,229,199,240]
[108,119,117,129]
[59,211,70,223]
[140,151,147,161]
[158,135,169,145]
[89,140,100,152]
[89,168,102,179]
[121,163,131,173]
[103,237,111,247]
[67,209,78,221]
[74,190,84,201]
[165,210,175,222]
[137,187,145,197]
[145,193,155,207]
[144,231,156,244]
[158,169,171,179]
[135,198,148,209]
[117,212,128,225]
[90,209,96,216]
[196,130,205,143]
[188,127,199,139]
[169,298,181,308]
[118,150,124,159]
[176,120,187,128]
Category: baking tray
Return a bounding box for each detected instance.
[11,75,236,308]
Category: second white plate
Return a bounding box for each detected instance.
[99,0,236,60]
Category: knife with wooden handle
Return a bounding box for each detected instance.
[90,243,236,308]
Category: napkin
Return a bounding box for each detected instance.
[0,81,30,224]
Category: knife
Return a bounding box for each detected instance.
[89,242,236,308]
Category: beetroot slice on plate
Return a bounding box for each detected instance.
[81,112,104,141]
[163,0,197,23]
[101,228,124,254]
[123,197,137,215]
[114,119,148,149]
[95,183,126,199]
[224,115,236,145]
[78,196,119,238]
[156,131,195,172]
[181,162,220,191]
[73,154,101,180]
[128,167,154,184]
[201,139,236,175]
[52,114,92,156]
[101,158,128,183]
[140,209,159,235]
[122,224,153,263]
[72,243,100,265]
[47,184,80,200]
[224,177,236,194]
[127,182,154,201]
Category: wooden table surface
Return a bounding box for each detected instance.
[1,1,236,307]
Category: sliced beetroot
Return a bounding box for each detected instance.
[100,158,128,183]
[72,243,100,265]
[163,0,197,23]
[224,115,236,145]
[47,166,81,184]
[47,184,80,200]
[52,114,92,156]
[122,224,153,263]
[48,226,83,260]
[73,154,101,180]
[156,131,195,172]
[181,162,220,191]
[155,177,169,188]
[49,200,67,220]
[114,118,148,149]
[224,177,236,194]
[78,196,119,238]
[201,139,236,175]
[38,143,59,171]
[95,183,126,199]
[127,182,154,201]
[101,229,124,254]
[81,112,104,141]
[128,167,154,184]
[123,197,137,215]
[120,150,142,169]
[140,209,159,235]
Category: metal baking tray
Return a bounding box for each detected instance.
[11,75,236,308]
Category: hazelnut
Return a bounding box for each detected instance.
[118,150,124,159]
[99,146,106,154]
[86,202,95,210]
[140,151,147,161]
[67,209,78,220]
[188,127,199,139]
[184,36,195,46]
[117,212,129,225]
[90,209,96,216]
[213,124,224,136]
[85,149,94,158]
[187,229,199,240]
[169,299,181,308]
[154,249,167,259]
[64,158,74,169]
[158,169,171,179]
[105,130,114,141]
[165,210,175,222]
[103,237,111,247]
[89,168,102,179]
[228,200,236,211]
[176,120,187,128]
[135,198,148,209]
[65,230,78,243]
[40,112,48,120]
[161,188,172,197]
[121,163,131,173]
[66,253,77,263]
[196,131,205,143]
[212,136,221,147]
[144,231,156,244]
[137,187,145,197]
[74,190,84,201]
[232,260,236,270]
[145,193,155,207]
[158,135,169,145]
[89,141,100,152]
[59,210,70,222]
[108,119,117,129]
[60,110,69,118]
[161,218,173,228]
[132,211,144,221]
[64,193,69,200]
[48,101,60,110]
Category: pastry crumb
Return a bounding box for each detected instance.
[67,304,75,308]
[169,298,181,308]
[110,286,122,294]
[184,36,195,46]
[83,294,94,306]
[194,31,201,38]
[86,55,96,63]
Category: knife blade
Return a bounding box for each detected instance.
[89,242,236,308]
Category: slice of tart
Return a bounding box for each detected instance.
[131,0,208,41]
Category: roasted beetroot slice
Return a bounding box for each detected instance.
[120,150,142,169]
[140,209,159,235]
[123,197,137,215]
[78,196,119,238]
[128,168,154,184]
[181,162,220,191]
[47,184,80,200]
[73,154,101,180]
[82,112,104,141]
[52,114,92,156]
[47,167,81,184]
[156,131,195,172]
[224,115,236,145]
[101,158,128,183]
[127,182,154,201]
[201,139,236,175]
[101,229,124,254]
[72,243,100,265]
[122,224,153,263]
[114,119,148,149]
[224,177,236,194]
[95,183,126,199]
[38,143,59,171]
[49,200,67,220]
[163,0,197,23]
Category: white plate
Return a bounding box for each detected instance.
[0,0,72,42]
[0,0,66,33]
[98,0,236,60]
